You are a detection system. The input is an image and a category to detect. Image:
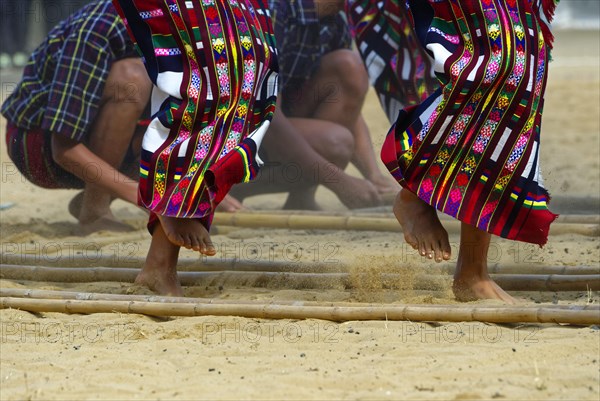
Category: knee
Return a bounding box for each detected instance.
[106,58,151,110]
[321,50,369,99]
[320,125,354,167]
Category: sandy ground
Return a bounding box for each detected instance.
[0,30,599,400]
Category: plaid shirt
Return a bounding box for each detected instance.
[1,0,136,141]
[269,0,351,90]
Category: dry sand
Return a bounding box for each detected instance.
[0,30,599,400]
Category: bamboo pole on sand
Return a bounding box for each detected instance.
[1,253,598,276]
[1,296,598,325]
[3,288,598,311]
[2,264,599,291]
[212,212,600,236]
[255,208,600,225]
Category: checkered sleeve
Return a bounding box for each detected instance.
[289,0,319,24]
[41,23,113,141]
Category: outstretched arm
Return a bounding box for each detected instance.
[351,115,400,196]
[51,134,138,205]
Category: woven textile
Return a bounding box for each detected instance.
[1,1,135,141]
[345,0,438,122]
[113,0,278,219]
[380,0,559,245]
[4,123,84,189]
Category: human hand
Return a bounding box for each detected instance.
[329,174,384,209]
[368,173,401,196]
[216,194,247,213]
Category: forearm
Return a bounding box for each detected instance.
[51,134,138,205]
[351,115,384,179]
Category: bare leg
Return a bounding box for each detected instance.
[77,58,151,233]
[230,114,381,209]
[290,50,367,131]
[231,50,385,210]
[135,223,183,296]
[157,215,216,256]
[393,188,451,262]
[282,117,353,209]
[453,223,516,303]
[290,50,396,196]
[351,116,400,196]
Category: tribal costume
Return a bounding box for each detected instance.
[113,0,278,227]
[346,0,437,122]
[377,0,559,245]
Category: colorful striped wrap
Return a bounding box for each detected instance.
[113,0,278,220]
[377,0,559,245]
[345,0,438,122]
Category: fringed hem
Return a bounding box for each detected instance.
[538,0,559,49]
[507,209,559,247]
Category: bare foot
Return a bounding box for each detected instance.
[283,188,322,210]
[329,174,383,209]
[68,191,85,220]
[135,223,184,296]
[135,269,183,296]
[393,189,451,262]
[453,275,517,304]
[158,215,216,255]
[76,216,134,236]
[453,223,516,303]
[216,194,247,213]
[69,191,133,235]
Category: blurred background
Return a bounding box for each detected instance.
[553,0,600,29]
[0,0,94,68]
[0,0,599,69]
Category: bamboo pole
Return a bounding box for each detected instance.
[1,253,598,276]
[0,263,426,289]
[549,196,600,215]
[493,274,600,292]
[250,208,600,225]
[212,212,600,236]
[237,206,600,225]
[0,288,329,305]
[3,288,598,311]
[0,252,343,272]
[1,297,598,325]
[2,264,599,291]
[470,264,599,276]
